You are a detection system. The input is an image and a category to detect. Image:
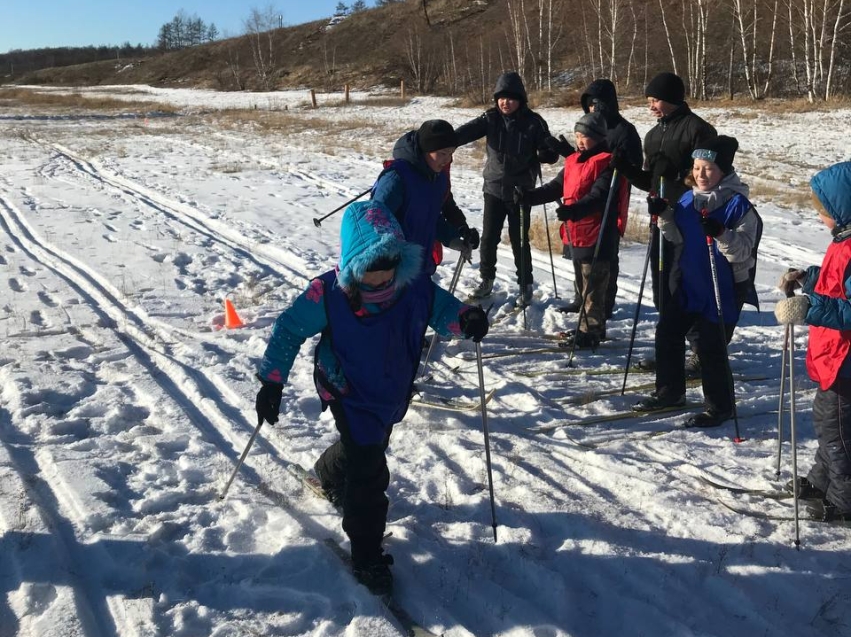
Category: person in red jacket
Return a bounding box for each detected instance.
[775,161,851,524]
[521,112,618,348]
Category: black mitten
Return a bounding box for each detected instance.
[460,305,490,342]
[256,379,284,425]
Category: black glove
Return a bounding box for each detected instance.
[460,305,489,342]
[513,186,527,207]
[646,195,669,216]
[777,268,806,297]
[544,134,574,158]
[459,226,480,250]
[556,204,576,222]
[700,216,726,238]
[650,154,679,188]
[256,378,284,425]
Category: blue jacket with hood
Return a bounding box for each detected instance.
[258,201,472,444]
[371,131,460,275]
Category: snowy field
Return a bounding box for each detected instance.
[0,85,849,637]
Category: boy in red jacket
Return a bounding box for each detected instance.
[521,112,618,348]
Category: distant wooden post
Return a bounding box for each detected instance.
[400,80,405,100]
[310,89,317,109]
[344,84,350,103]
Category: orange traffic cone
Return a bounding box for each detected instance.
[223,299,244,329]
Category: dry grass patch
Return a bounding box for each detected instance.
[747,180,814,210]
[0,87,178,113]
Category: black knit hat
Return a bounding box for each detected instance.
[692,135,739,175]
[645,72,685,105]
[574,112,608,141]
[417,119,458,153]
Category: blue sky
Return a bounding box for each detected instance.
[2,1,365,52]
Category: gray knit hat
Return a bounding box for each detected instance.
[574,112,608,141]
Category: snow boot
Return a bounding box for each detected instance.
[785,476,826,500]
[632,392,686,413]
[805,499,851,524]
[352,551,394,595]
[684,408,732,428]
[514,283,533,308]
[312,459,344,508]
[469,277,494,299]
[685,352,701,379]
[562,330,601,350]
[556,299,582,313]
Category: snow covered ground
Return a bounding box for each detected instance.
[0,85,849,637]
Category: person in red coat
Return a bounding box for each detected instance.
[521,112,618,348]
[775,161,851,523]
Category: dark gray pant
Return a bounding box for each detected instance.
[808,377,851,513]
[478,194,533,286]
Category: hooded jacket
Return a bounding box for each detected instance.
[803,162,851,389]
[580,79,643,168]
[455,72,558,200]
[258,201,471,444]
[658,172,759,324]
[371,130,465,274]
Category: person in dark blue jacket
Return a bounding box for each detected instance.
[371,119,479,276]
[255,201,489,594]
[632,136,761,428]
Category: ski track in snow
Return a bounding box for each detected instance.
[1,92,850,636]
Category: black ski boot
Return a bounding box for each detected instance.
[684,408,732,428]
[805,499,851,524]
[632,392,686,413]
[352,551,394,595]
[785,477,826,500]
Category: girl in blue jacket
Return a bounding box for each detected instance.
[255,201,488,594]
[633,136,761,428]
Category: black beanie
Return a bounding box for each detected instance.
[645,72,685,105]
[417,119,458,153]
[574,112,608,141]
[692,135,739,174]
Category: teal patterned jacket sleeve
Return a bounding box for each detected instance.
[429,282,472,338]
[258,278,328,384]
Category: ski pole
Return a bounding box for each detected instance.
[621,215,656,394]
[776,323,790,477]
[657,177,666,318]
[788,323,801,549]
[566,169,619,368]
[420,254,465,378]
[520,201,528,331]
[704,223,743,443]
[775,287,796,475]
[538,167,560,299]
[475,341,498,542]
[219,415,265,500]
[313,187,371,228]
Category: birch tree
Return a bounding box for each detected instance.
[244,5,279,91]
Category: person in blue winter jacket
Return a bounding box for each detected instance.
[254,200,489,595]
[632,136,761,428]
[371,119,479,276]
[774,161,851,524]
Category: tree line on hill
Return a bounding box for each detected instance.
[0,44,153,78]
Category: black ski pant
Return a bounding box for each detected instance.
[478,194,533,287]
[808,377,851,513]
[314,401,391,567]
[653,298,734,414]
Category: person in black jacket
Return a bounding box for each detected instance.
[613,72,716,370]
[457,71,559,307]
[554,79,643,318]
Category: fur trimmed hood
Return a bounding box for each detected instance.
[337,201,423,291]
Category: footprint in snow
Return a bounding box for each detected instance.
[37,291,58,307]
[9,278,25,292]
[103,234,117,243]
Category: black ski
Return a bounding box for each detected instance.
[560,375,770,406]
[410,389,495,412]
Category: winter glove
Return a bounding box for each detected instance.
[448,237,473,262]
[774,296,810,326]
[460,305,490,342]
[650,154,679,188]
[544,134,575,158]
[459,225,480,250]
[256,377,284,425]
[700,216,726,238]
[646,195,670,216]
[556,204,577,222]
[777,268,806,297]
[513,186,527,207]
[610,147,638,178]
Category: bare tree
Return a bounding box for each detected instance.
[404,27,438,92]
[244,5,279,91]
[506,0,529,76]
[657,0,680,73]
